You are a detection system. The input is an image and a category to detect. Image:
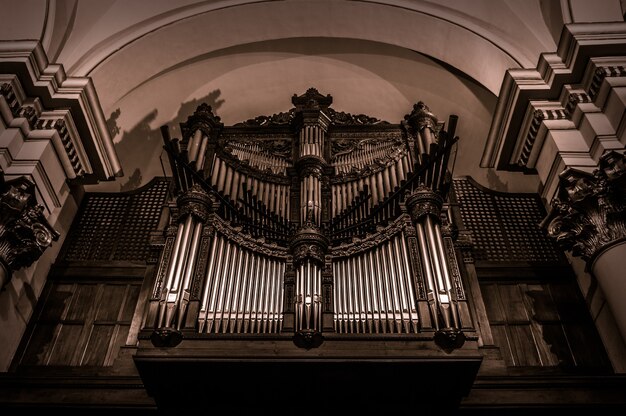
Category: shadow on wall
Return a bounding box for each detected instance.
[486,168,508,193]
[105,89,225,192]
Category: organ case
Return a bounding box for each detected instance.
[135,89,482,411]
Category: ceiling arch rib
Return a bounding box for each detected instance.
[75,0,525,103]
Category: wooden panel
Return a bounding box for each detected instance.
[107,325,131,366]
[523,283,560,322]
[21,323,58,365]
[47,324,83,365]
[507,325,541,366]
[480,284,505,323]
[66,284,98,321]
[40,284,74,322]
[564,323,611,369]
[550,282,586,321]
[120,285,141,322]
[490,325,514,366]
[499,284,529,323]
[81,325,115,366]
[537,323,573,367]
[95,284,125,321]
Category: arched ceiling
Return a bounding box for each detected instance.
[8,0,596,193]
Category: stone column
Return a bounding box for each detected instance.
[542,150,626,344]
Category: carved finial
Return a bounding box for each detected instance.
[181,103,224,141]
[292,88,333,111]
[404,101,439,132]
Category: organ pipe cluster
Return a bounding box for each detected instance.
[198,233,285,334]
[149,185,213,346]
[406,186,465,348]
[332,233,418,333]
[150,89,469,350]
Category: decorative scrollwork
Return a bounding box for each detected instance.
[289,221,329,266]
[326,108,389,126]
[181,103,224,140]
[330,215,406,258]
[295,155,326,178]
[211,215,288,259]
[233,108,295,127]
[216,151,291,183]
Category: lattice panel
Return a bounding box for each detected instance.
[63,178,170,262]
[453,178,561,263]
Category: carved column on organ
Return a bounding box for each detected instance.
[148,184,215,347]
[162,103,223,192]
[403,101,439,166]
[288,88,333,347]
[405,185,466,350]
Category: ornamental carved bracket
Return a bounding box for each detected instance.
[541,150,626,263]
[0,173,59,288]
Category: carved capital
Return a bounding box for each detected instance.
[0,174,59,288]
[289,223,329,266]
[542,150,626,263]
[405,186,443,223]
[295,155,326,178]
[176,184,215,223]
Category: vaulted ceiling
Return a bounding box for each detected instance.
[4,0,622,193]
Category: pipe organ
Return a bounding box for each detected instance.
[147,88,471,350]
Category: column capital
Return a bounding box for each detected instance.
[289,222,329,266]
[0,174,59,288]
[542,150,626,264]
[176,184,215,223]
[405,185,444,223]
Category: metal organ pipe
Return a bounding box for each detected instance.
[415,221,441,330]
[299,125,323,158]
[175,220,203,330]
[431,219,460,328]
[198,233,285,334]
[332,235,418,334]
[331,151,411,216]
[294,259,322,332]
[162,215,195,328]
[209,155,291,220]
